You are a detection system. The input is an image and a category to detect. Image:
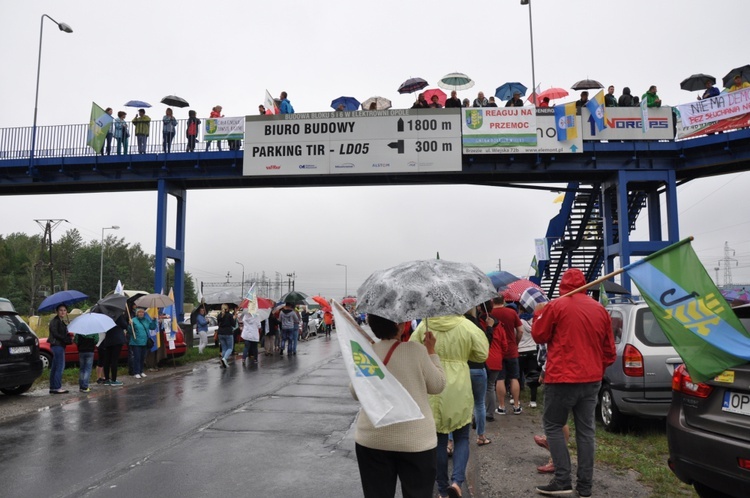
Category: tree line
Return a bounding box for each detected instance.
[0,229,197,315]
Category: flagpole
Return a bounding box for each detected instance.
[559,237,694,298]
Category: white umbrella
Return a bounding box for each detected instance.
[67,313,116,335]
[203,289,242,305]
[361,96,392,111]
[438,72,475,91]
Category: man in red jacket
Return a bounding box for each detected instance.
[531,269,615,497]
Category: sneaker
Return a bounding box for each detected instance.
[110,380,123,386]
[96,378,105,385]
[222,358,229,368]
[103,380,112,386]
[134,374,142,379]
[530,401,538,408]
[537,462,556,474]
[495,407,506,415]
[576,488,592,498]
[536,479,572,495]
[140,373,147,378]
[513,405,523,415]
[79,387,91,393]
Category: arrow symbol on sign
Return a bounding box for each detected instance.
[588,115,597,136]
[388,140,405,154]
[570,144,578,152]
[397,118,404,132]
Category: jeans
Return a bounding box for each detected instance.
[101,133,112,155]
[163,131,175,153]
[436,423,470,496]
[116,136,129,155]
[50,345,65,390]
[291,328,299,353]
[470,368,487,436]
[78,352,94,389]
[242,340,258,360]
[485,369,502,417]
[136,134,147,154]
[132,345,146,375]
[282,328,295,353]
[219,334,234,361]
[543,382,601,493]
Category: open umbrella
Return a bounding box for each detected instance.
[124,100,152,108]
[500,279,544,302]
[601,280,631,295]
[486,271,520,291]
[312,295,332,311]
[721,288,750,303]
[134,293,174,308]
[423,88,447,107]
[67,313,116,335]
[203,289,242,305]
[537,87,569,101]
[240,296,276,309]
[38,290,89,313]
[280,290,309,304]
[356,259,498,323]
[679,74,716,92]
[438,72,475,91]
[341,297,357,305]
[361,96,392,111]
[161,95,190,108]
[495,82,527,101]
[331,96,361,112]
[722,64,750,88]
[571,79,604,90]
[519,287,549,312]
[90,294,128,320]
[398,77,429,94]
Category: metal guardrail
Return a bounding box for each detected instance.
[0,118,242,160]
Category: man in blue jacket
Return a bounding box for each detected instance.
[279,92,295,114]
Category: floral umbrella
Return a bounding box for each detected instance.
[361,96,392,111]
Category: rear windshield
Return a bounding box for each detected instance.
[635,307,672,346]
[0,313,32,340]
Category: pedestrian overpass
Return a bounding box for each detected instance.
[2,107,749,314]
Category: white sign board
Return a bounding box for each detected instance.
[581,107,674,140]
[463,108,583,154]
[243,109,462,176]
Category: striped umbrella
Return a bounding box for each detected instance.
[438,72,475,91]
[398,77,429,94]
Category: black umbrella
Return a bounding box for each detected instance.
[161,95,190,108]
[280,290,309,304]
[601,280,630,295]
[680,73,716,92]
[90,294,128,319]
[722,64,750,88]
[571,79,604,90]
[397,77,429,94]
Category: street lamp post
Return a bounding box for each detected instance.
[99,225,120,299]
[30,15,73,174]
[520,0,537,106]
[235,262,245,297]
[336,263,348,298]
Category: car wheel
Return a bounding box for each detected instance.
[599,385,626,432]
[39,352,52,370]
[0,383,33,395]
[694,482,734,498]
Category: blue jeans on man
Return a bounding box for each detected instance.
[543,382,601,496]
[50,345,66,391]
[78,351,94,390]
[282,328,295,354]
[219,334,234,362]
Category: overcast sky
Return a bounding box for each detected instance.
[1,0,749,300]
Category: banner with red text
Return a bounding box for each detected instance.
[675,88,750,128]
[675,112,750,140]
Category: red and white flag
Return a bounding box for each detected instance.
[264,90,279,114]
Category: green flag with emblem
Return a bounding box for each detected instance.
[86,102,113,153]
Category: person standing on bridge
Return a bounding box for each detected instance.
[445,90,462,108]
[114,111,129,155]
[100,107,114,155]
[186,110,200,153]
[132,109,151,154]
[162,108,177,153]
[206,105,224,151]
[279,92,294,114]
[642,85,662,108]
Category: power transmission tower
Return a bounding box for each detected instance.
[34,219,67,295]
[719,241,738,287]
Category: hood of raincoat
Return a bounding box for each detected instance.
[559,268,586,295]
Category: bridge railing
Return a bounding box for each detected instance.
[0,118,242,160]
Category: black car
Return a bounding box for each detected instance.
[0,298,43,395]
[666,304,750,498]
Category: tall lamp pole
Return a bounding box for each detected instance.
[30,15,73,173]
[99,225,120,299]
[520,0,537,105]
[235,261,245,297]
[336,263,348,298]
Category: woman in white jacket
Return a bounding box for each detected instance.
[240,311,262,365]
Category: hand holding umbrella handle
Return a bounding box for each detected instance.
[423,330,436,355]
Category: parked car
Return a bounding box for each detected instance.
[599,300,681,431]
[666,304,750,498]
[0,297,43,395]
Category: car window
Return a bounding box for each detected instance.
[636,308,671,346]
[610,311,623,345]
[0,313,32,340]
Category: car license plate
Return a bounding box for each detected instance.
[9,346,31,355]
[722,391,750,416]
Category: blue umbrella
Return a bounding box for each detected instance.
[495,82,528,101]
[486,271,520,291]
[398,77,429,94]
[331,96,361,112]
[124,100,152,108]
[37,290,88,312]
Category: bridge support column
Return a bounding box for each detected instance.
[603,169,679,293]
[155,179,186,317]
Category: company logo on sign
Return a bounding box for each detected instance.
[265,165,281,170]
[606,118,669,129]
[334,163,355,169]
[372,163,390,168]
[407,161,417,168]
[465,110,483,130]
[298,164,317,169]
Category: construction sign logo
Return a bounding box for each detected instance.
[351,341,384,379]
[465,109,483,130]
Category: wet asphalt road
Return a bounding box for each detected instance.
[1,337,367,498]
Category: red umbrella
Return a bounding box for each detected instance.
[239,296,275,309]
[312,295,332,311]
[341,297,357,305]
[423,88,447,107]
[537,87,569,101]
[501,279,544,302]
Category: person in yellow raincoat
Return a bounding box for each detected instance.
[410,314,489,498]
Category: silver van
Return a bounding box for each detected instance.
[599,301,681,431]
